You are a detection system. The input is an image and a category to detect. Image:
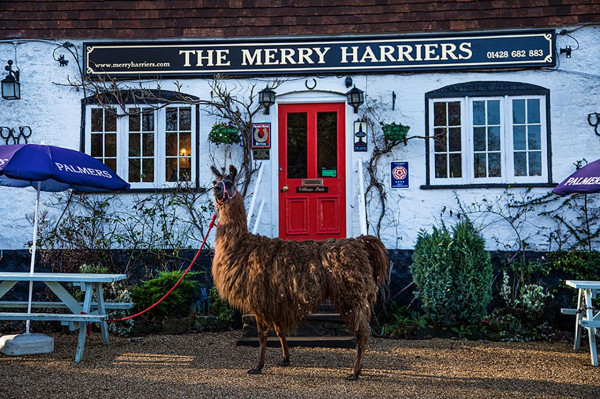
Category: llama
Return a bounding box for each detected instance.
[211,165,389,380]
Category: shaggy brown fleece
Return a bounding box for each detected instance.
[211,165,389,380]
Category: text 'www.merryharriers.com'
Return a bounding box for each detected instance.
[93,61,171,69]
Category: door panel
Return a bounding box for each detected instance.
[317,197,341,234]
[279,103,346,240]
[286,198,309,235]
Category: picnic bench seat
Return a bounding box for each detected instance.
[561,308,577,316]
[0,301,133,330]
[561,308,600,336]
[0,312,105,322]
[0,301,133,310]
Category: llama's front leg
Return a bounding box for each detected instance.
[248,322,268,374]
[347,325,368,380]
[274,325,290,366]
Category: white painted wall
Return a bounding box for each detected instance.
[1,26,599,251]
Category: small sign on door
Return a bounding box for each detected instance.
[391,161,409,188]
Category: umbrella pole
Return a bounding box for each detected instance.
[25,181,41,334]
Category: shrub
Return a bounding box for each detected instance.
[546,250,600,280]
[482,256,555,341]
[208,287,234,325]
[130,271,200,318]
[411,220,493,327]
[381,301,427,339]
[79,263,109,274]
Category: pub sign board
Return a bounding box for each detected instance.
[85,30,555,78]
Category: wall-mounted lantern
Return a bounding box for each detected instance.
[258,86,276,115]
[346,85,364,114]
[1,60,20,100]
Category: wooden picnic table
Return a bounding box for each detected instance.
[564,280,600,366]
[0,272,131,362]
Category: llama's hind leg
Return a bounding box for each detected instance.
[347,320,369,380]
[274,325,290,366]
[248,320,268,375]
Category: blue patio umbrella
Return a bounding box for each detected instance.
[0,144,130,333]
[553,158,600,196]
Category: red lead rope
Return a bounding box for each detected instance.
[107,213,218,323]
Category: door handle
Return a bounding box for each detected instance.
[280,186,289,192]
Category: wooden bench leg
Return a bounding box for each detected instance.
[575,289,583,351]
[75,321,87,363]
[590,333,598,367]
[94,283,110,346]
[74,283,94,362]
[585,289,598,366]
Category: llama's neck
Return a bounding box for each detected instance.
[215,194,249,243]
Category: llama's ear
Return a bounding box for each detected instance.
[229,165,238,180]
[211,166,223,178]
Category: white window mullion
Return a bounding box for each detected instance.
[191,107,197,184]
[540,97,548,182]
[118,108,128,184]
[84,107,91,154]
[504,96,514,183]
[156,108,166,187]
[464,97,472,185]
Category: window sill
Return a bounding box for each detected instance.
[420,183,556,190]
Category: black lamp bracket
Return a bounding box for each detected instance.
[4,60,19,81]
[588,112,600,136]
[560,45,572,58]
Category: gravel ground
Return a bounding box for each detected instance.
[1,331,599,399]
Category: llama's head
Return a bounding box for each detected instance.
[211,165,238,206]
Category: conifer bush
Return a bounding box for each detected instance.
[411,220,493,327]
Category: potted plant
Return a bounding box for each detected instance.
[208,122,241,145]
[382,122,410,144]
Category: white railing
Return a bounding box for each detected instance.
[252,199,265,234]
[247,163,264,228]
[357,158,368,235]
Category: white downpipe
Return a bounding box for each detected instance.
[247,163,264,228]
[26,181,42,334]
[252,200,265,235]
[357,159,368,235]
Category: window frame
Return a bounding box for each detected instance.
[82,91,200,191]
[424,81,552,188]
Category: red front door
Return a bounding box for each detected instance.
[278,103,346,241]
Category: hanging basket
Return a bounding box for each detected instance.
[382,122,410,143]
[208,122,241,145]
